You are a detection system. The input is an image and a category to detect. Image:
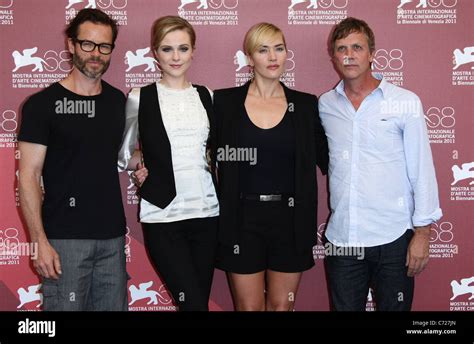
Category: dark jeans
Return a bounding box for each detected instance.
[325,230,414,311]
[142,217,218,311]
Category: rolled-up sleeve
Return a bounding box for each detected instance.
[403,96,443,227]
[118,88,140,172]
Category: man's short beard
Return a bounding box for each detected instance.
[73,53,110,79]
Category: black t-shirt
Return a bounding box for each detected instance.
[18,81,126,239]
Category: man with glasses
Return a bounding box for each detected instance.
[18,9,128,311]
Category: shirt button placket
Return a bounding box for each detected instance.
[349,107,360,244]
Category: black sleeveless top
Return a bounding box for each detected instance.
[238,107,295,194]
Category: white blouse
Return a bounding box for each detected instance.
[118,82,219,223]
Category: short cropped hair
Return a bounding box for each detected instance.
[65,8,118,43]
[329,17,375,55]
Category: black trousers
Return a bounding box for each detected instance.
[142,217,218,311]
[325,230,415,311]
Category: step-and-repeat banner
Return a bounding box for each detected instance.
[0,0,473,311]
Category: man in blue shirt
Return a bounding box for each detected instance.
[319,17,442,311]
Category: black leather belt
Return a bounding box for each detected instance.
[240,193,293,202]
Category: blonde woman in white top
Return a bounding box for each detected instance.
[118,16,219,311]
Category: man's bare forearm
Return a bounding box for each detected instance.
[19,174,47,243]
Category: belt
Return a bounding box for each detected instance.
[240,193,293,202]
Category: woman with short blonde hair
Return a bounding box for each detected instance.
[214,23,328,311]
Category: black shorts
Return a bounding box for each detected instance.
[216,198,315,274]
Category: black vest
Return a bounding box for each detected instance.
[138,83,216,208]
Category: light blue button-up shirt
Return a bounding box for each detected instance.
[319,74,442,247]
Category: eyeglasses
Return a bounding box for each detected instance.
[74,39,115,55]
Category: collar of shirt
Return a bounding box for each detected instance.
[335,72,387,101]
